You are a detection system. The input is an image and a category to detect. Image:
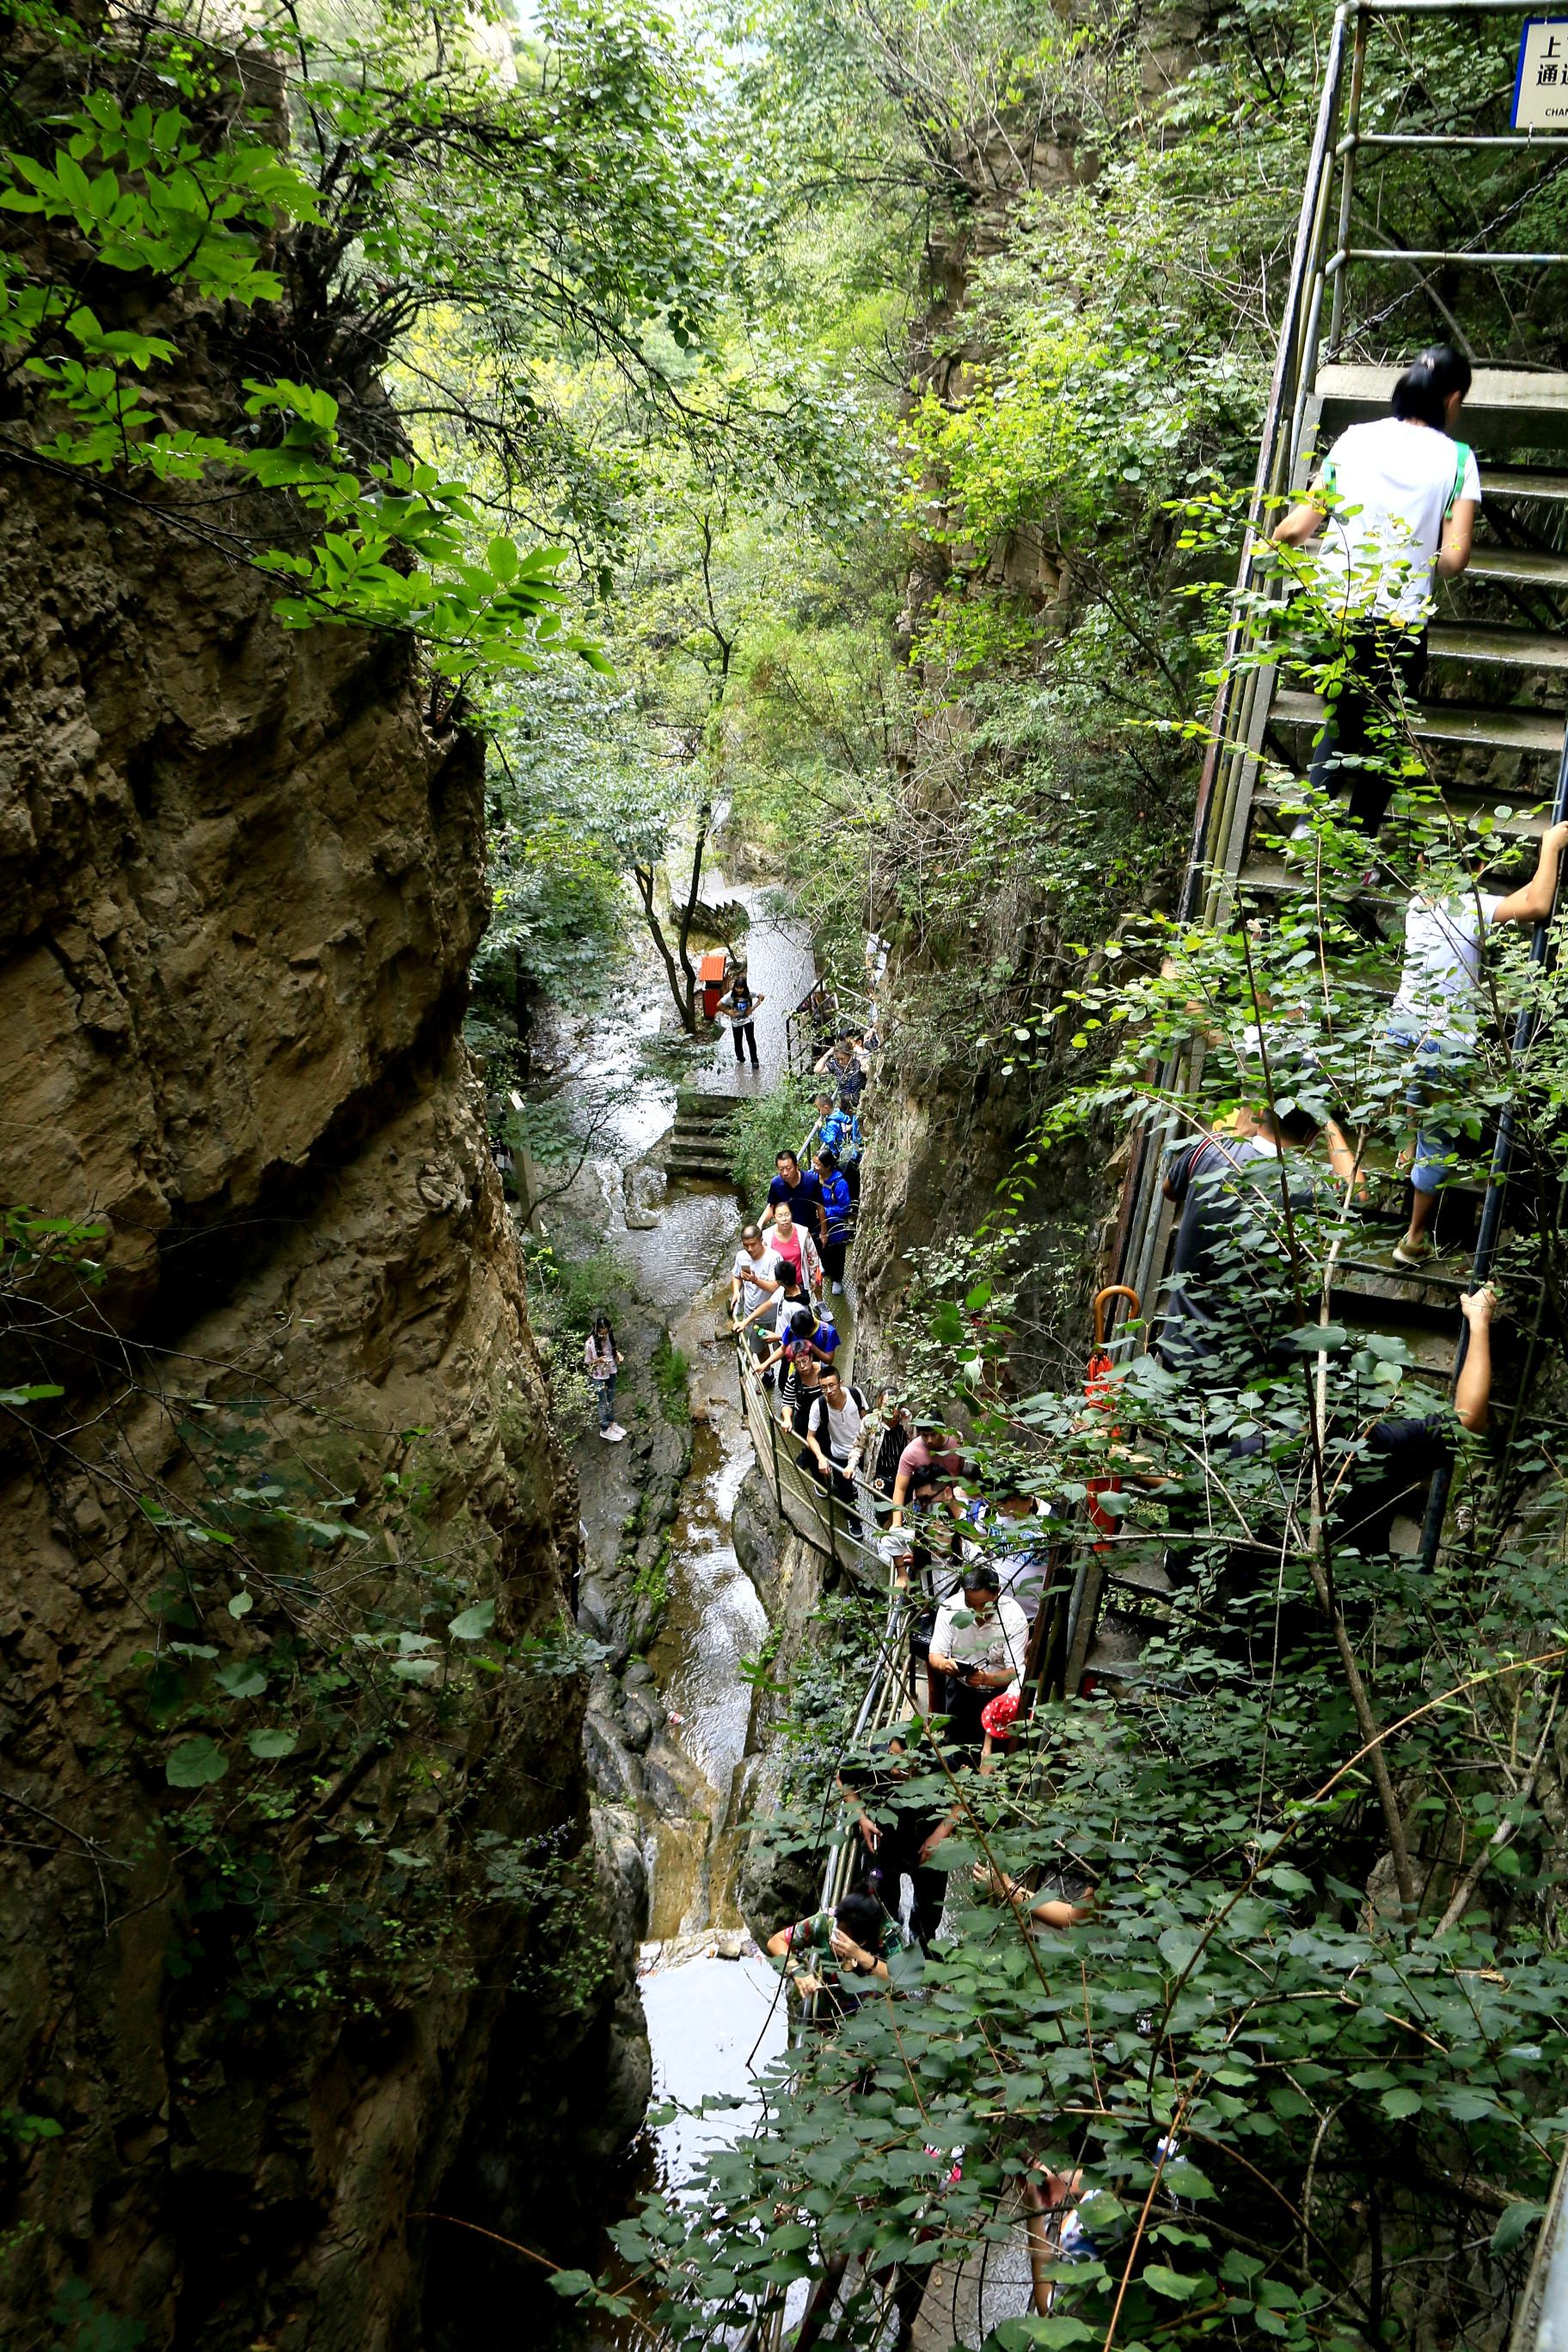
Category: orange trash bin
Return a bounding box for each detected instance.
[700,951,727,1021]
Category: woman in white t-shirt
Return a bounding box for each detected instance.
[1272,345,1479,839]
[1387,821,1568,1265]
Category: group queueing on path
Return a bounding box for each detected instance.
[742,346,1527,2036]
[585,340,1538,2326]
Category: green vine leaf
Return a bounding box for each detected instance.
[166,1736,228,1787]
[447,1600,496,1640]
[247,1727,298,1761]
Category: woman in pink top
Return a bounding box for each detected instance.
[769,1205,823,1296]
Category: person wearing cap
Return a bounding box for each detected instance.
[928,1562,1029,1749]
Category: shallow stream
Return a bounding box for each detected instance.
[560,869,814,2200]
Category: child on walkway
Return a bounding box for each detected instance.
[718,963,764,1067]
[814,1147,855,1296]
[584,1315,626,1442]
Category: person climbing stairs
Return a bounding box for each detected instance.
[1064,8,1568,1695]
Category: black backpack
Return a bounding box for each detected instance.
[812,1382,867,1441]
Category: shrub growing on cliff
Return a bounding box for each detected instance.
[729,1073,818,1208]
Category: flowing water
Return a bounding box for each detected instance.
[645,1419,765,1938]
[561,873,813,2208]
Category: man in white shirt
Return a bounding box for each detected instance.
[928,1564,1029,1749]
[730,1224,784,1322]
[1271,344,1479,838]
[805,1370,867,1526]
[1388,819,1568,1266]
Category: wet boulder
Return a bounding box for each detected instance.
[583,1709,644,1804]
[622,1159,666,1229]
[620,1689,662,1753]
[732,1464,783,1619]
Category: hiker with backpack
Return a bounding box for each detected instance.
[813,1146,856,1296]
[803,1090,863,1197]
[847,1391,913,1512]
[1271,343,1479,838]
[805,1368,868,1527]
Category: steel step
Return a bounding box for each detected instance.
[1236,853,1404,904]
[1253,787,1555,848]
[1484,468,1568,505]
[665,1142,734,1167]
[1103,1557,1175,1596]
[1335,1251,1483,1298]
[1301,537,1568,591]
[1270,687,1565,754]
[1428,622,1568,671]
[1464,545,1568,589]
[1316,364,1568,448]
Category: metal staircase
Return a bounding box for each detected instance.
[1062,0,1568,1699]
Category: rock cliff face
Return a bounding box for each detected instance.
[0,436,645,2338]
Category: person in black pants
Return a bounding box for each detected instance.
[838,1733,948,1951]
[718,964,763,1065]
[1305,624,1427,836]
[1271,343,1479,839]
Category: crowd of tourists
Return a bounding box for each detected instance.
[754,342,1528,2042]
[638,345,1537,2336]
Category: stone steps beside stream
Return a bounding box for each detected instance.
[659,1088,744,1185]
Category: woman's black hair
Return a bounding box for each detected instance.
[592,1313,616,1353]
[816,1146,838,1171]
[834,1890,889,1949]
[791,1307,817,1338]
[1391,344,1473,428]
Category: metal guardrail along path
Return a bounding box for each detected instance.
[1075,7,1568,2328]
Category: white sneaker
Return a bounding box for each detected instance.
[606,1423,628,1442]
[598,1426,614,1441]
[831,1281,843,1295]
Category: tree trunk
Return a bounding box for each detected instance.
[674,803,712,1023]
[633,863,699,1035]
[632,802,714,1038]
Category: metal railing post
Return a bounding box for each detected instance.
[768,1392,783,1511]
[1326,5,1369,356]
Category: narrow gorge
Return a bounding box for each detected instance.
[9,2,1568,2349]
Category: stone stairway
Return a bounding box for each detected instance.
[660,1090,743,1185]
